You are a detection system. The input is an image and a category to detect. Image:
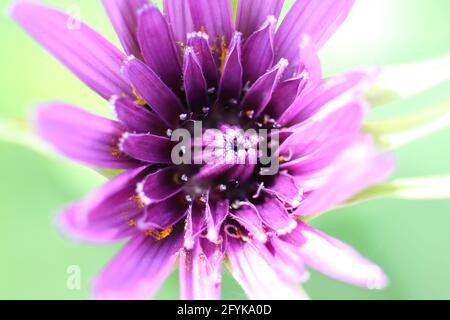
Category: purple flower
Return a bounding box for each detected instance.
[12,0,395,300]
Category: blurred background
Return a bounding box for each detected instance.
[1,0,450,299]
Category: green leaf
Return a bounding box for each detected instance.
[366,55,450,107]
[364,101,450,150]
[347,175,450,206]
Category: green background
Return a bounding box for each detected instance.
[1,0,450,299]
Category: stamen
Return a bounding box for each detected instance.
[218,35,228,74]
[131,86,146,106]
[129,194,145,208]
[144,226,173,240]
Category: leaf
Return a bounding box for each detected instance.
[364,101,450,150]
[347,175,450,206]
[366,55,450,107]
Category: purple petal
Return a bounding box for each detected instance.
[296,34,322,86]
[241,59,288,117]
[275,0,355,77]
[179,238,223,300]
[205,196,229,243]
[280,100,366,174]
[241,16,276,84]
[138,193,188,230]
[137,4,182,91]
[163,0,194,45]
[226,236,309,300]
[263,172,303,208]
[294,136,395,217]
[255,195,297,236]
[265,74,309,119]
[119,132,175,164]
[102,0,147,57]
[278,70,373,126]
[218,32,243,102]
[58,167,147,243]
[187,32,219,88]
[35,103,139,169]
[137,167,184,205]
[184,202,207,249]
[11,1,132,100]
[231,202,268,243]
[296,223,388,289]
[188,0,234,61]
[236,0,284,39]
[111,96,166,135]
[259,236,309,284]
[122,56,184,127]
[183,47,209,113]
[93,230,183,299]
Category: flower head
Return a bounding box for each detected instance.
[12,0,395,299]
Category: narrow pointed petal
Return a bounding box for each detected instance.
[35,103,139,169]
[236,0,284,39]
[226,236,309,300]
[219,32,243,102]
[275,0,355,76]
[137,167,184,205]
[192,163,235,183]
[279,100,366,170]
[266,74,309,119]
[11,1,132,100]
[163,0,194,45]
[296,34,322,86]
[242,16,276,84]
[111,96,166,135]
[119,132,175,164]
[255,195,297,236]
[93,231,183,299]
[278,70,373,126]
[241,59,288,117]
[263,173,303,208]
[187,32,219,87]
[139,193,188,230]
[137,4,182,91]
[58,167,147,243]
[184,202,207,249]
[184,47,209,113]
[263,236,310,283]
[122,56,184,127]
[296,223,388,289]
[188,0,234,59]
[180,238,223,300]
[295,136,395,217]
[281,135,356,175]
[231,202,268,243]
[205,196,229,243]
[102,0,147,57]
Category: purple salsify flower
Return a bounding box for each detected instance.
[11,0,395,300]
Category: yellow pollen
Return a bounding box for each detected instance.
[144,227,174,240]
[218,35,228,74]
[128,219,137,227]
[132,86,147,106]
[129,195,145,209]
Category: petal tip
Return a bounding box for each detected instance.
[366,265,389,290]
